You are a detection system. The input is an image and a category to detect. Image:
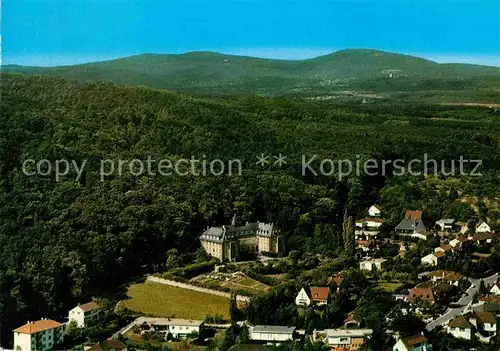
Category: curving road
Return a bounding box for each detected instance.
[426,273,498,331]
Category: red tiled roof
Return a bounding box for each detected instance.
[480,295,500,303]
[14,319,63,334]
[406,210,423,220]
[433,251,446,258]
[403,335,427,347]
[310,287,330,301]
[408,287,435,302]
[474,311,497,325]
[79,301,100,312]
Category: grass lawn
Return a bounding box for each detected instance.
[121,281,230,320]
[195,272,270,294]
[378,281,403,292]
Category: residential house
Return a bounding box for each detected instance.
[421,252,445,266]
[449,236,472,250]
[355,218,384,240]
[410,231,432,241]
[13,319,64,351]
[310,287,330,305]
[295,287,311,306]
[359,258,387,271]
[467,311,497,334]
[490,283,500,295]
[435,219,456,232]
[68,301,101,328]
[295,287,330,306]
[479,295,500,313]
[249,325,295,343]
[323,329,373,350]
[408,287,435,304]
[470,232,496,245]
[368,205,383,217]
[135,318,204,338]
[446,315,473,340]
[428,270,464,286]
[343,313,362,329]
[476,221,492,233]
[393,335,432,351]
[86,340,127,351]
[329,274,344,291]
[395,211,426,236]
[434,245,452,254]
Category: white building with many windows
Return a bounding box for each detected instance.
[68,301,101,328]
[249,325,295,343]
[13,319,64,351]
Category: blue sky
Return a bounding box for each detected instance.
[2,0,499,66]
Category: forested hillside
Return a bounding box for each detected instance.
[3,49,500,98]
[1,73,500,341]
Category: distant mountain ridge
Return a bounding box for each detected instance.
[3,49,499,96]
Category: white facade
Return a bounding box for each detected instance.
[368,205,382,217]
[446,325,472,340]
[360,258,387,271]
[13,320,64,351]
[295,288,311,306]
[166,323,202,337]
[68,305,100,328]
[490,284,500,295]
[325,329,372,350]
[476,222,491,233]
[250,326,295,343]
[392,338,431,351]
[421,254,439,266]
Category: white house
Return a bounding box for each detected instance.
[490,283,500,295]
[359,258,387,271]
[421,252,444,267]
[14,319,64,351]
[68,301,101,328]
[476,221,492,233]
[368,205,382,217]
[249,325,295,343]
[446,315,473,340]
[393,335,431,351]
[325,329,373,350]
[295,287,311,306]
[469,311,497,334]
[435,219,455,232]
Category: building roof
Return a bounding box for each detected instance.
[325,329,373,337]
[476,221,491,228]
[491,283,500,290]
[395,218,426,231]
[480,295,500,303]
[87,340,127,351]
[329,274,344,287]
[356,218,385,224]
[472,232,496,241]
[433,251,445,258]
[13,319,63,334]
[78,301,100,312]
[252,325,295,334]
[405,210,423,220]
[474,311,497,325]
[428,270,463,281]
[310,287,330,301]
[448,315,472,329]
[402,335,428,348]
[436,219,455,225]
[408,287,435,302]
[438,244,453,251]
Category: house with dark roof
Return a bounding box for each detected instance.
[68,301,101,327]
[446,315,473,340]
[393,334,431,351]
[200,219,280,261]
[428,270,464,286]
[395,211,426,236]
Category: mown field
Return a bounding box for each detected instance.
[194,272,271,294]
[121,281,230,320]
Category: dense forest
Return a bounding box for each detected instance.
[1,72,499,342]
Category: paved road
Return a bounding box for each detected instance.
[426,273,498,331]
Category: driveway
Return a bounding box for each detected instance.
[426,272,498,331]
